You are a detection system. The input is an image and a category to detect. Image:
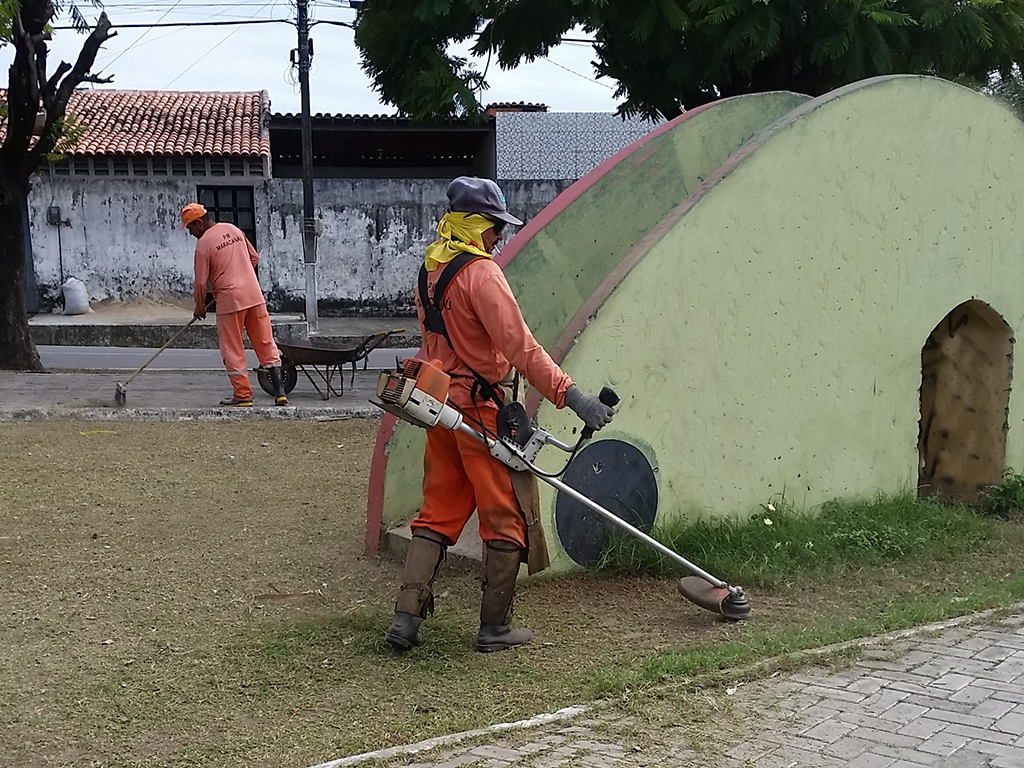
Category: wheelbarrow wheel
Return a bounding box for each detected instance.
[257,364,298,397]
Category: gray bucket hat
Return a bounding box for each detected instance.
[446,176,523,226]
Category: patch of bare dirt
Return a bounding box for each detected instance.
[85,296,195,320]
[5,418,1014,767]
[0,418,774,765]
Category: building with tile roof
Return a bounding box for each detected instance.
[18,88,658,316]
[42,89,271,178]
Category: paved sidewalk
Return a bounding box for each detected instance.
[0,368,382,421]
[315,612,1024,768]
[5,313,419,420]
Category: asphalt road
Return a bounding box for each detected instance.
[38,345,420,372]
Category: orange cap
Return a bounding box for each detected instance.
[178,203,206,229]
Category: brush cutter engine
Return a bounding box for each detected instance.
[373,358,752,621]
[375,359,549,471]
[376,358,464,431]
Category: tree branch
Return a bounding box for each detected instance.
[80,73,114,85]
[26,12,115,173]
[43,62,72,107]
[54,13,115,108]
[34,37,48,98]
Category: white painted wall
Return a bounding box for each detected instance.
[27,176,572,313]
[28,178,202,307]
[259,178,449,314]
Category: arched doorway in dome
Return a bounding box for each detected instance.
[918,300,1013,503]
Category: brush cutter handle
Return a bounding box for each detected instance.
[580,387,620,440]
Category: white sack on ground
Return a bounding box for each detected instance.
[62,278,92,315]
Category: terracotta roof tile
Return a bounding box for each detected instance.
[0,88,270,158]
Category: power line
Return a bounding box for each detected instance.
[99,2,285,6]
[542,56,612,90]
[163,0,278,87]
[53,18,579,37]
[103,0,185,69]
[53,18,296,30]
[97,0,278,61]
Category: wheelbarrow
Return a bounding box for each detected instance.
[256,328,405,400]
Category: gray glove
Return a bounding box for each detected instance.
[564,384,615,432]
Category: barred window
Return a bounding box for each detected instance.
[197,185,257,248]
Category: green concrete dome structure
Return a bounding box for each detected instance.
[367,76,1024,575]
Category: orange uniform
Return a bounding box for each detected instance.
[193,222,280,400]
[386,180,595,653]
[418,257,572,410]
[411,256,573,548]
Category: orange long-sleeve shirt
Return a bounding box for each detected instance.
[416,257,573,410]
[193,223,264,315]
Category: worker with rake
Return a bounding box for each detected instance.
[180,203,289,407]
[385,177,615,653]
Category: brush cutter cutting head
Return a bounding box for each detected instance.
[114,383,127,405]
[677,576,752,621]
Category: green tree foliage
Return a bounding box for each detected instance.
[355,0,1024,120]
[984,65,1024,120]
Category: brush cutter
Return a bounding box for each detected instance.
[114,307,208,406]
[373,358,752,621]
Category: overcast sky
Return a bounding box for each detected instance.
[1,0,622,116]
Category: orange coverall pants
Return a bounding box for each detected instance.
[411,403,527,548]
[216,305,281,400]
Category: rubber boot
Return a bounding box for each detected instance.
[477,540,533,653]
[268,366,289,406]
[385,528,447,651]
[219,396,253,407]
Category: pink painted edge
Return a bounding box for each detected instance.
[365,411,397,557]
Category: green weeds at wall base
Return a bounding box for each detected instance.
[601,491,997,588]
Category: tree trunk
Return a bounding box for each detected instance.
[0,173,43,371]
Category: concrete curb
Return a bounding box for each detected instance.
[306,707,591,768]
[0,406,382,423]
[28,323,422,351]
[305,602,1024,768]
[29,320,309,350]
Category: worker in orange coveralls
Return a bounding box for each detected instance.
[385,177,615,654]
[180,203,289,407]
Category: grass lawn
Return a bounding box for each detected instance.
[2,419,1024,768]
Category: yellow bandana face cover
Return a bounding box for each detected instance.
[424,213,496,272]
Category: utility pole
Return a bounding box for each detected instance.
[295,0,319,332]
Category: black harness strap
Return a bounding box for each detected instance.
[418,254,517,410]
[418,252,483,347]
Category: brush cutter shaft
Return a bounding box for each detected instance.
[455,422,732,593]
[543,474,729,590]
[543,434,577,452]
[373,362,744,603]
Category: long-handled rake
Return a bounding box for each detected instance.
[114,312,204,405]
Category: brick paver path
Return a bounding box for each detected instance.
[321,613,1024,768]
